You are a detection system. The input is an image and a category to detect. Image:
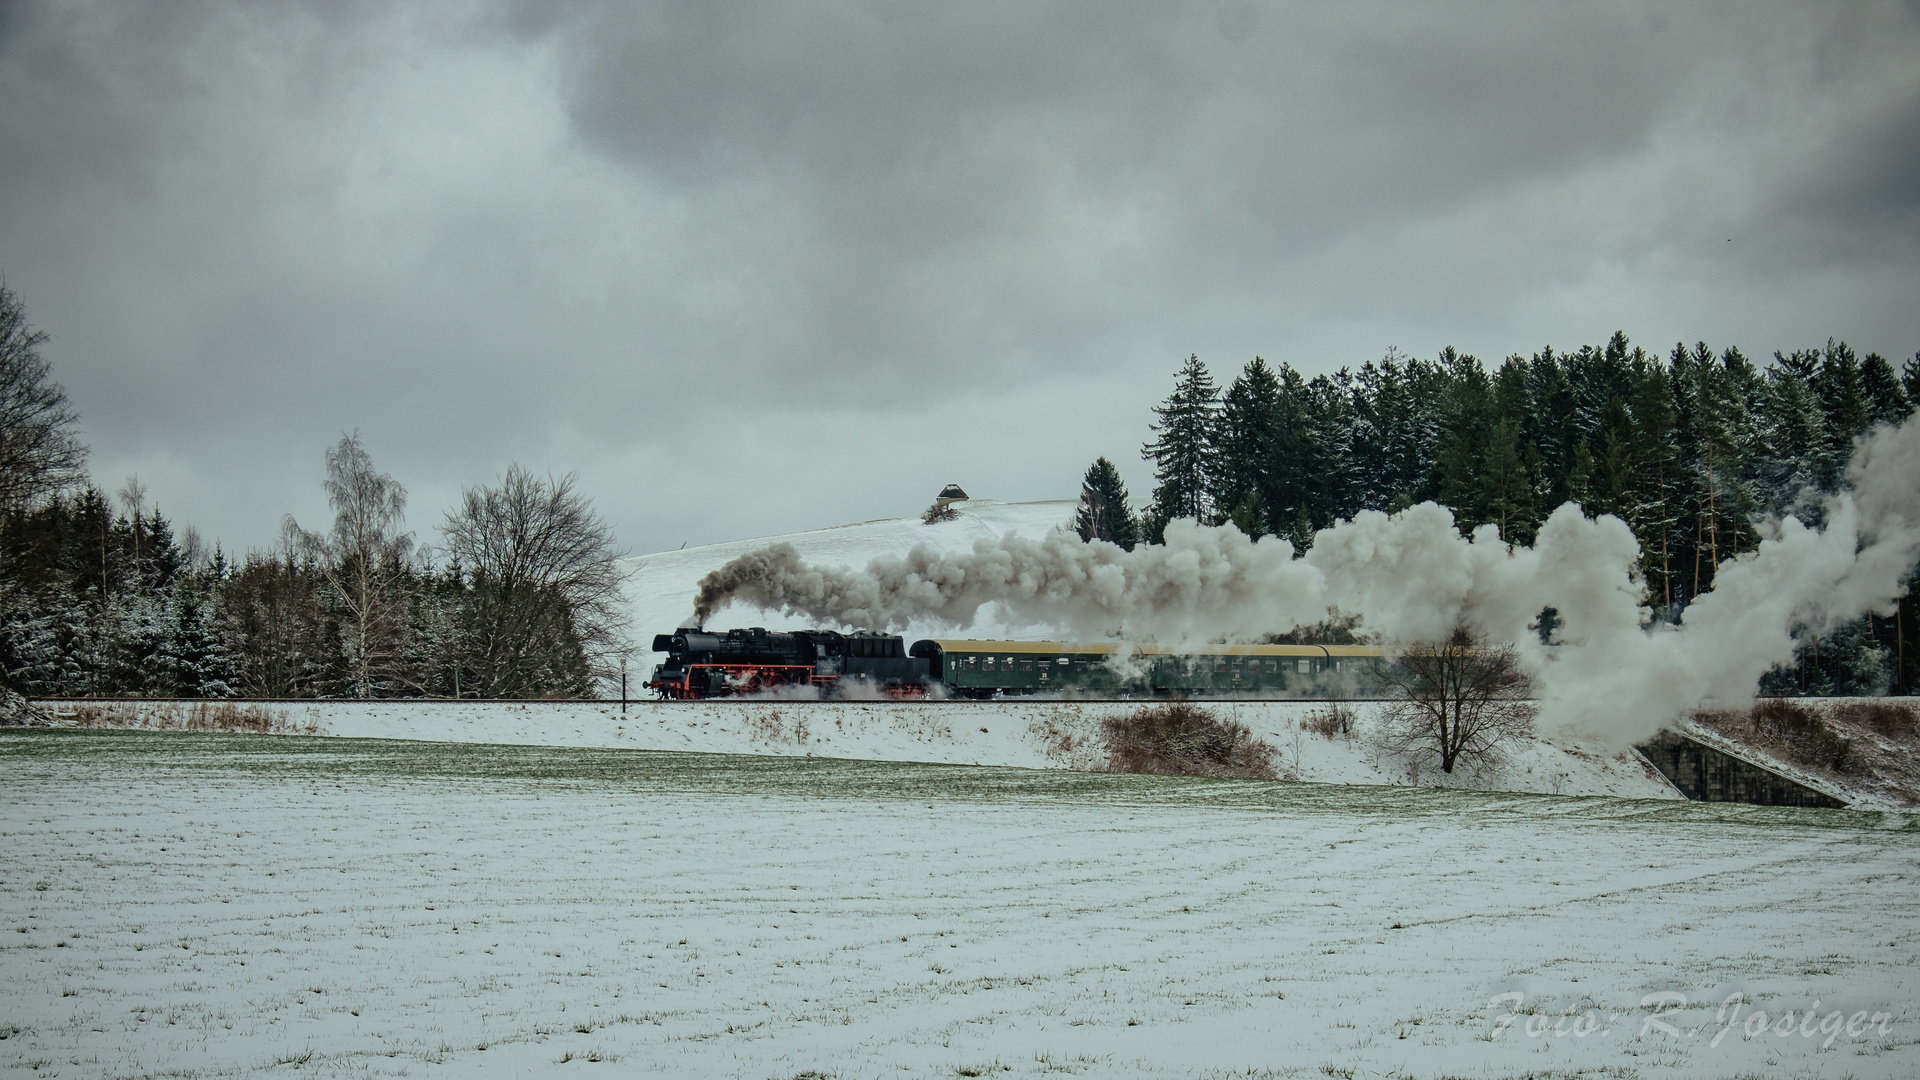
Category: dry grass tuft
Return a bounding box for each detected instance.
[1830,699,1917,739]
[38,701,317,736]
[1101,702,1277,779]
[1300,703,1354,740]
[1746,699,1856,773]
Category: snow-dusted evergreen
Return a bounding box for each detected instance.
[1131,337,1919,694]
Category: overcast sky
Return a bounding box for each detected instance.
[2,0,1916,558]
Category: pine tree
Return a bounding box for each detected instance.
[1303,371,1359,528]
[1351,351,1440,512]
[1526,346,1586,509]
[1813,339,1868,487]
[219,541,337,697]
[1628,358,1682,614]
[1073,457,1139,550]
[1860,352,1912,427]
[1591,394,1636,521]
[1432,348,1492,527]
[1141,355,1221,539]
[1756,356,1825,515]
[1478,416,1531,542]
[1213,358,1282,535]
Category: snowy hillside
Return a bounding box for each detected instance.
[619,498,1077,646]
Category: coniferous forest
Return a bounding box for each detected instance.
[7,273,1919,700]
[1090,335,1920,696]
[0,285,627,700]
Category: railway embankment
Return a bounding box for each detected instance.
[22,696,1684,801]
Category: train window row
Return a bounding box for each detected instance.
[949,654,1335,675]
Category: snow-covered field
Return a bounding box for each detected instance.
[618,498,1077,641]
[2,730,1915,1079]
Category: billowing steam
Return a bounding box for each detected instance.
[693,413,1920,747]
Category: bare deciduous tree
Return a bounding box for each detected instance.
[440,465,627,697]
[1379,625,1536,774]
[290,433,415,698]
[0,284,87,513]
[117,474,148,574]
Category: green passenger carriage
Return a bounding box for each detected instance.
[908,639,1388,697]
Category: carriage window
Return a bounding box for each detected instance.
[1057,658,1070,667]
[1020,659,1033,671]
[1214,660,1227,672]
[1297,659,1311,673]
[984,656,994,669]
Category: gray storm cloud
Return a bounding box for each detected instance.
[695,411,1920,749]
[2,2,1917,556]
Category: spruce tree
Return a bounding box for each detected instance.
[1141,355,1221,539]
[1813,339,1868,485]
[1629,358,1682,614]
[1591,394,1636,521]
[1478,416,1531,542]
[1756,358,1825,515]
[1303,371,1359,528]
[1432,348,1492,527]
[1214,358,1282,535]
[1859,352,1912,427]
[1073,457,1140,550]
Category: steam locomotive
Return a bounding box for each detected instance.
[647,627,1388,699]
[646,627,931,699]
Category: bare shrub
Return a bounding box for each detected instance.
[1300,703,1354,740]
[744,706,809,746]
[1028,705,1104,769]
[1831,699,1918,739]
[1,688,51,726]
[1748,699,1856,772]
[920,501,959,524]
[1101,702,1277,779]
[1378,626,1535,774]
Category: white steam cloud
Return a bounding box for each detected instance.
[694,413,1920,748]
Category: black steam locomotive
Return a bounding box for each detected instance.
[646,627,930,699]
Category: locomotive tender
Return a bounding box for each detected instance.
[647,627,1387,699]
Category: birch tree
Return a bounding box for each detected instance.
[291,433,415,697]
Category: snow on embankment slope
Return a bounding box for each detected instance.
[619,498,1076,641]
[86,697,1673,800]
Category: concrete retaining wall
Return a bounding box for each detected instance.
[1637,731,1846,808]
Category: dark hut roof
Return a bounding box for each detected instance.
[938,483,969,500]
